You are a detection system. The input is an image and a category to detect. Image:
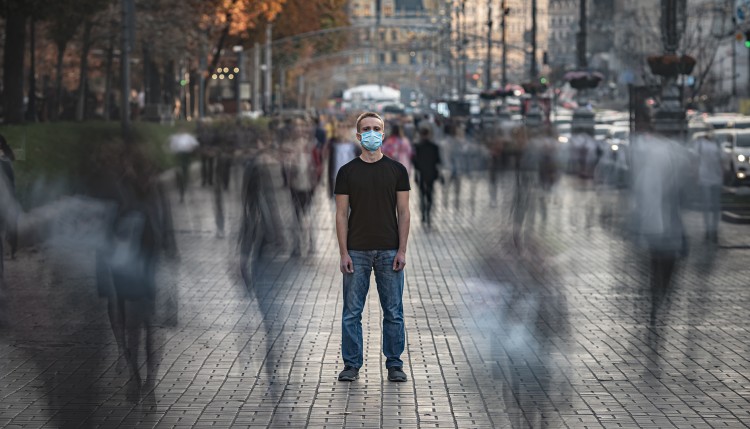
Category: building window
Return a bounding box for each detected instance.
[379,53,386,64]
[391,29,398,41]
[391,52,398,63]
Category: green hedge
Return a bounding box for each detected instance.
[0,121,196,206]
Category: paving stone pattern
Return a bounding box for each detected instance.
[1,168,750,428]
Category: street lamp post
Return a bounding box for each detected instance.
[572,0,595,137]
[233,45,243,118]
[485,0,493,91]
[653,0,688,137]
[264,24,273,115]
[253,43,261,114]
[501,0,508,87]
[120,0,135,141]
[530,0,538,80]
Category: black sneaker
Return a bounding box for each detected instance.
[338,366,359,381]
[388,366,407,382]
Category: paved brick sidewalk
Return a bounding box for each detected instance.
[1,168,750,428]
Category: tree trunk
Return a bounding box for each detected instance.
[27,15,37,122]
[3,4,26,124]
[202,0,239,112]
[188,68,197,118]
[103,31,115,121]
[54,42,67,121]
[76,19,93,121]
[142,44,162,106]
[164,59,175,111]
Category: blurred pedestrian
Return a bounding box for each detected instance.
[0,135,17,261]
[413,124,442,227]
[382,123,413,176]
[0,134,14,325]
[538,126,559,191]
[198,124,216,187]
[328,125,360,198]
[630,131,689,326]
[312,117,327,186]
[693,131,723,242]
[335,112,410,383]
[284,120,317,255]
[441,122,459,210]
[92,144,177,403]
[168,132,199,203]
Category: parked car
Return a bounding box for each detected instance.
[693,129,750,186]
[688,114,750,140]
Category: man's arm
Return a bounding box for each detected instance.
[335,194,353,273]
[393,190,410,271]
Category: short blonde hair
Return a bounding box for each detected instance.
[355,112,384,133]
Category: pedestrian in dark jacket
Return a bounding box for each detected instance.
[413,124,442,227]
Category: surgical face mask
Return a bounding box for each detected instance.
[359,130,383,151]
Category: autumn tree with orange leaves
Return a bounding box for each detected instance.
[0,0,351,122]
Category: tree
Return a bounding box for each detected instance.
[680,2,730,98]
[45,1,84,120]
[1,0,28,124]
[196,0,287,79]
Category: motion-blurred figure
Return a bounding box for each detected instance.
[571,132,597,178]
[0,134,14,325]
[512,126,542,244]
[327,126,360,198]
[382,123,413,175]
[284,121,317,256]
[413,124,442,227]
[441,122,465,211]
[92,144,177,403]
[693,131,723,242]
[239,136,283,285]
[630,132,689,326]
[198,125,216,187]
[0,135,17,264]
[168,132,199,203]
[538,126,560,191]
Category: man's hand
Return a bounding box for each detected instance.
[392,251,406,271]
[340,253,354,274]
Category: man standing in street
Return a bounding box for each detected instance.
[334,112,411,382]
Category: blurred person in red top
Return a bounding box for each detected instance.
[382,123,413,177]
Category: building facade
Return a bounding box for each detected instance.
[547,0,577,74]
[342,0,450,99]
[457,0,549,89]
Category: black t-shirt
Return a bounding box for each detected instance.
[334,156,410,250]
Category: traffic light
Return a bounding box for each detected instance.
[745,30,750,48]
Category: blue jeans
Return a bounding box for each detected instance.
[342,249,405,369]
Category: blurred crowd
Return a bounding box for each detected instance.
[0,107,731,420]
